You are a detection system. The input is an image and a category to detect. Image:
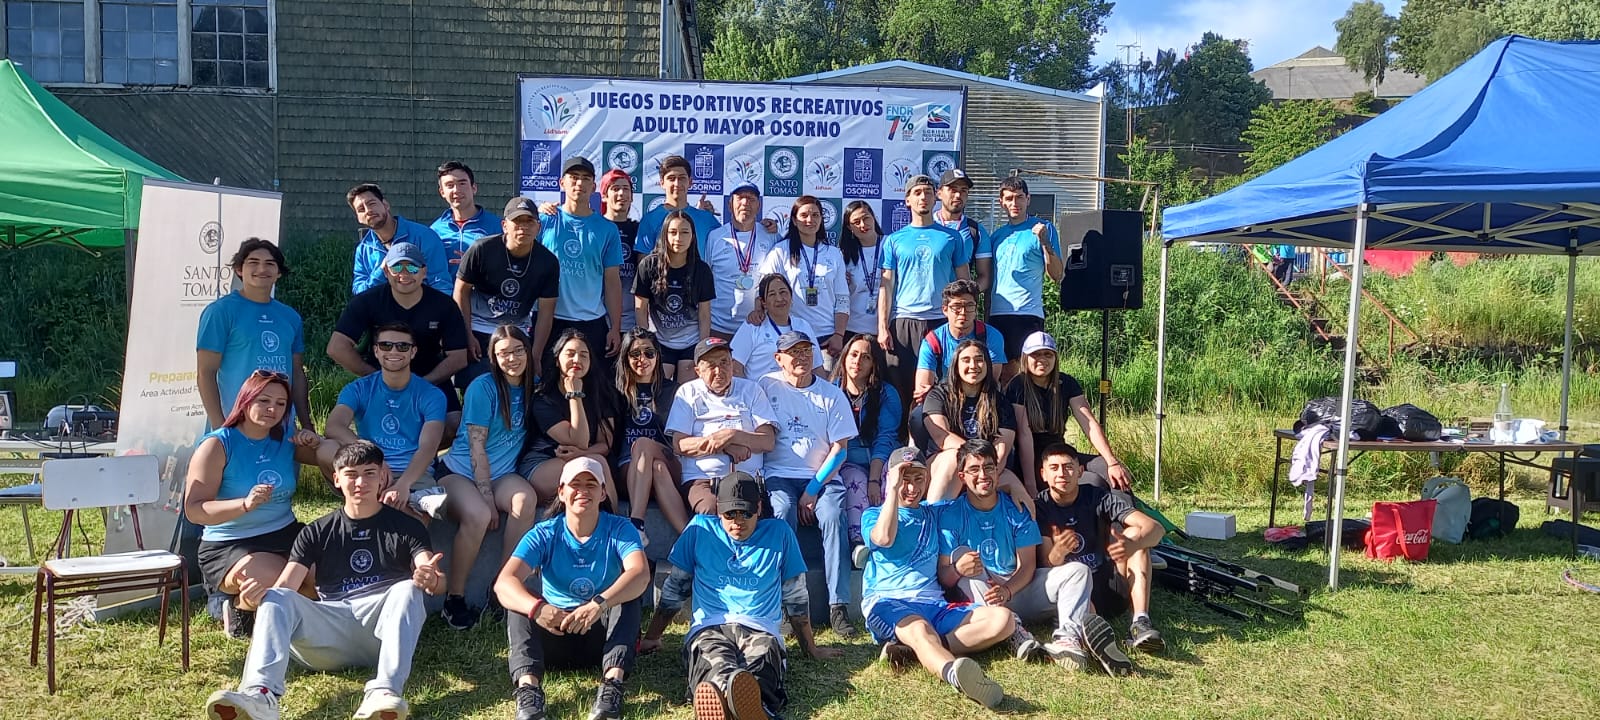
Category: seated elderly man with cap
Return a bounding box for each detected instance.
[664,337,778,516]
[640,473,842,720]
[859,448,1015,709]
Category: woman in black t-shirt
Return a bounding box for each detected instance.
[518,330,620,508]
[1005,331,1131,493]
[922,338,1019,501]
[632,211,715,381]
[612,328,687,546]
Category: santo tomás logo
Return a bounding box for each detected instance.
[804,155,840,194]
[922,104,956,143]
[198,221,223,254]
[260,330,281,354]
[764,146,804,196]
[602,141,645,189]
[923,151,960,181]
[527,84,584,136]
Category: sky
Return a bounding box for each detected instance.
[1093,0,1410,70]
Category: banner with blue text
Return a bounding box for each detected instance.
[517,77,965,235]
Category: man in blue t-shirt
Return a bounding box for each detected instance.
[860,447,1012,709]
[934,168,993,311]
[986,177,1063,382]
[541,155,625,374]
[877,173,971,437]
[347,183,453,295]
[324,323,449,522]
[641,473,841,720]
[431,161,502,272]
[196,237,311,431]
[636,154,722,257]
[913,279,1007,404]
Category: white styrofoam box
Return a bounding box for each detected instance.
[1186,511,1237,540]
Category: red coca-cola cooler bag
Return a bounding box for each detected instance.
[1365,499,1437,561]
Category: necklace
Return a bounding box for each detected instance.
[503,237,531,279]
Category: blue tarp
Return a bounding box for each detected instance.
[1163,37,1600,253]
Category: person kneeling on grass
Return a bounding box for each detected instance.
[640,473,842,720]
[860,448,1013,709]
[1029,443,1165,673]
[494,457,650,720]
[205,440,445,720]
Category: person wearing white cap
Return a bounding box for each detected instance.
[705,182,779,339]
[495,456,650,720]
[1005,331,1132,494]
[986,177,1063,384]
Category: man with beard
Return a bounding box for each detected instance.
[933,169,991,309]
[454,197,561,382]
[348,183,452,295]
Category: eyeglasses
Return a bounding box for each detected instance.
[628,349,658,359]
[961,464,999,476]
[493,346,528,359]
[375,341,415,352]
[721,510,752,521]
[250,369,289,381]
[945,302,978,314]
[388,263,421,274]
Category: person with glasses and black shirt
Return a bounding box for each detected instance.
[613,329,688,546]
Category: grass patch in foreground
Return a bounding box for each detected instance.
[1,497,1598,719]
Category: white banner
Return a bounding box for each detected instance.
[517,77,966,236]
[106,180,282,583]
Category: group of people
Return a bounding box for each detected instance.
[187,155,1169,720]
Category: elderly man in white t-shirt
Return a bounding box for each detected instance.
[665,337,779,516]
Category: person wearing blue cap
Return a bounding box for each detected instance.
[704,182,778,339]
[347,183,453,295]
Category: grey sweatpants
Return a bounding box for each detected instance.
[239,580,427,696]
[1008,563,1093,641]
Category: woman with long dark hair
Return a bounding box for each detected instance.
[612,328,688,546]
[633,210,716,380]
[921,339,1021,503]
[830,334,901,546]
[1006,331,1130,494]
[519,330,622,508]
[434,324,540,629]
[757,195,848,365]
[839,201,885,342]
[185,369,327,636]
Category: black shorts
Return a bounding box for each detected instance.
[196,520,304,592]
[1090,563,1132,620]
[659,343,695,366]
[986,314,1044,361]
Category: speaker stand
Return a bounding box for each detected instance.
[1098,309,1110,427]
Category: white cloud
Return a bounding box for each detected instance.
[1095,0,1396,70]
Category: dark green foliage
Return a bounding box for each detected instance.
[1335,1,1400,87]
[1163,32,1273,147]
[0,247,129,419]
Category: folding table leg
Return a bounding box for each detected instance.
[1269,436,1284,528]
[21,505,35,559]
[29,572,42,666]
[180,569,191,670]
[1499,452,1507,501]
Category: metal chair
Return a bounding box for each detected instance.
[29,455,189,693]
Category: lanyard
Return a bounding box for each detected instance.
[802,242,819,289]
[767,316,789,337]
[862,245,879,294]
[731,228,755,274]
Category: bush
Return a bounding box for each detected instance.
[0,246,129,419]
[1351,90,1377,114]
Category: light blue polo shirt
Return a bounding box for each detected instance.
[511,513,645,610]
[431,207,502,269]
[880,223,967,320]
[352,216,453,295]
[990,218,1061,318]
[196,289,305,415]
[539,210,623,322]
[637,204,721,255]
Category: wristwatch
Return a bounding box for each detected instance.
[564,390,587,400]
[589,593,608,610]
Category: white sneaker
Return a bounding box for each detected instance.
[1043,639,1089,672]
[851,544,870,569]
[352,689,409,720]
[206,687,281,720]
[949,657,1003,708]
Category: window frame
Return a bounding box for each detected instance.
[0,0,275,90]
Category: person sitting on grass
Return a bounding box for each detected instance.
[518,330,621,508]
[494,457,650,720]
[859,448,1014,709]
[613,328,690,546]
[186,369,329,638]
[203,440,444,720]
[432,324,540,630]
[920,339,1028,509]
[640,473,843,720]
[1032,442,1166,668]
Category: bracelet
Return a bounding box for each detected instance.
[564,390,586,400]
[528,597,545,620]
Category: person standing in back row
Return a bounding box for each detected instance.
[637,155,722,255]
[986,178,1062,383]
[432,161,502,272]
[347,183,452,295]
[196,238,312,433]
[541,156,624,378]
[934,169,991,311]
[705,182,779,340]
[453,197,561,388]
[600,170,642,334]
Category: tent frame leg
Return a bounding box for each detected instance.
[1327,204,1372,591]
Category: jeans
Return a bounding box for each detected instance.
[765,475,851,606]
[240,580,426,696]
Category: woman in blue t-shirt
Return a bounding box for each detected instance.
[433,324,539,629]
[831,334,901,546]
[613,328,687,546]
[184,369,327,637]
[494,457,650,720]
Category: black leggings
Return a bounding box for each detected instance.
[507,598,641,683]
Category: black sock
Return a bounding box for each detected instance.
[941,660,958,686]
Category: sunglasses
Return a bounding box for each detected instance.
[388,263,422,274]
[250,369,289,381]
[375,341,415,352]
[628,348,658,359]
[721,510,752,521]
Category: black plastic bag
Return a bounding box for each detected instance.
[1295,396,1382,438]
[1378,403,1442,441]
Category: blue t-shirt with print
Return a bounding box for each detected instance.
[196,290,305,417]
[880,223,968,320]
[990,218,1061,318]
[860,504,945,612]
[914,321,1008,380]
[335,373,448,475]
[636,204,722,255]
[443,373,527,480]
[667,514,806,639]
[431,207,503,269]
[539,210,623,322]
[935,493,1041,578]
[200,426,299,542]
[937,214,989,262]
[511,512,644,610]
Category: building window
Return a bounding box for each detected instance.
[5,1,87,83]
[189,0,267,88]
[101,0,180,85]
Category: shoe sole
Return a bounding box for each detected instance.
[726,670,765,720]
[879,642,917,670]
[353,696,409,720]
[693,681,728,720]
[205,692,270,720]
[1129,628,1165,655]
[950,657,1003,708]
[1081,615,1134,677]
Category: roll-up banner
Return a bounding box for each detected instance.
[517,77,966,236]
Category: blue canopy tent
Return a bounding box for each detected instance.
[1158,37,1600,587]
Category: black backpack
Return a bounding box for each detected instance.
[1467,498,1520,540]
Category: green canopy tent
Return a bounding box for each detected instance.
[0,59,182,251]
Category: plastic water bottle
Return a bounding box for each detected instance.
[1493,383,1513,440]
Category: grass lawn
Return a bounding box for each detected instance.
[2,490,1598,720]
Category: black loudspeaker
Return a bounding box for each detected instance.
[1056,209,1144,311]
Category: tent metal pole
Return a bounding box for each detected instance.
[1153,240,1171,503]
[1559,251,1577,441]
[1327,204,1371,591]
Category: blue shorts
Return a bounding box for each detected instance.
[865,598,975,644]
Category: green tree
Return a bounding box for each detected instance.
[1335,1,1399,88]
[1163,32,1272,146]
[1490,0,1600,40]
[1422,9,1502,80]
[881,0,1113,90]
[1393,0,1487,74]
[702,0,889,81]
[1107,137,1206,213]
[1240,99,1341,177]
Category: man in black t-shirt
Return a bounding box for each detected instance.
[330,241,470,421]
[453,196,561,385]
[1022,442,1164,676]
[203,441,445,720]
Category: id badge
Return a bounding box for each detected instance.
[804,287,819,306]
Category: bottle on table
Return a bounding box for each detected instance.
[1493,382,1513,439]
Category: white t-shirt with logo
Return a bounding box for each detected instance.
[729,314,823,379]
[756,373,858,479]
[664,377,779,483]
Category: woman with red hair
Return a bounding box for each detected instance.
[184,369,329,638]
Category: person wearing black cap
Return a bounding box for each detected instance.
[934,168,992,312]
[541,155,625,378]
[876,173,971,438]
[641,472,842,720]
[452,196,561,384]
[664,337,777,515]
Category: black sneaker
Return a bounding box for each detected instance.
[879,641,917,670]
[829,604,859,638]
[514,684,547,720]
[223,602,254,640]
[1079,614,1133,677]
[630,517,651,550]
[1128,617,1165,654]
[441,595,479,631]
[588,678,624,720]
